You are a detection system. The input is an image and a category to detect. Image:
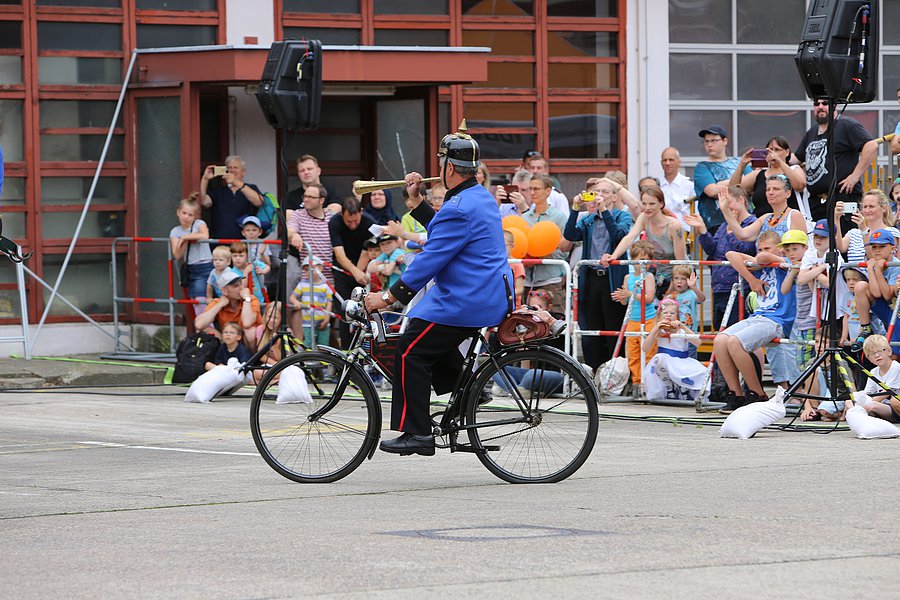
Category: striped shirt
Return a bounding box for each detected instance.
[292,279,332,324]
[288,209,333,283]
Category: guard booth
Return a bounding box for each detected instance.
[127,44,489,323]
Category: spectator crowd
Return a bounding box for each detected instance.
[169,94,900,424]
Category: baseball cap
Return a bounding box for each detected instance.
[866,229,896,246]
[812,219,830,237]
[779,229,809,247]
[698,125,727,138]
[218,270,242,288]
[376,233,398,244]
[362,236,378,249]
[241,215,262,228]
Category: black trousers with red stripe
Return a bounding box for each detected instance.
[391,318,478,434]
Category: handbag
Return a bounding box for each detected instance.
[496,306,565,346]
[178,223,193,288]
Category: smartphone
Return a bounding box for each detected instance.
[213,165,228,176]
[750,149,767,168]
[844,201,859,214]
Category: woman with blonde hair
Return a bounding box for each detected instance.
[836,188,899,262]
[475,163,491,191]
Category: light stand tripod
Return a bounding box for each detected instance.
[782,98,860,411]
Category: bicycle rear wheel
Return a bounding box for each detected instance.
[465,346,599,483]
[250,350,381,483]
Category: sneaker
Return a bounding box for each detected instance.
[744,390,767,405]
[853,325,873,352]
[632,383,643,400]
[490,382,511,397]
[718,391,744,414]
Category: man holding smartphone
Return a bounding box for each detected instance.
[200,155,264,239]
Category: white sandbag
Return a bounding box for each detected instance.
[185,363,244,403]
[276,365,313,404]
[720,388,786,439]
[851,390,872,409]
[845,405,900,439]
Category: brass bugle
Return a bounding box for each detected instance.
[353,176,441,196]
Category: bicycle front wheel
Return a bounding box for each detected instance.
[465,346,599,483]
[250,350,381,483]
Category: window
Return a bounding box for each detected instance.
[547,0,616,18]
[41,253,124,315]
[374,0,447,15]
[467,102,535,128]
[669,0,730,44]
[462,30,534,55]
[284,27,360,45]
[37,22,122,51]
[374,29,448,46]
[0,100,24,161]
[462,0,533,16]
[736,0,805,45]
[37,0,120,6]
[549,102,617,159]
[136,0,216,8]
[38,57,121,85]
[136,24,217,48]
[283,0,359,13]
[548,31,616,58]
[41,177,124,205]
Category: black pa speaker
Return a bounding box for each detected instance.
[795,1,878,103]
[256,40,323,131]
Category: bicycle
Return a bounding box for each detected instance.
[250,288,600,484]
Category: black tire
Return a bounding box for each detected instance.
[465,346,599,483]
[250,350,381,483]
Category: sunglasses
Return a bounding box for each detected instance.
[813,100,830,107]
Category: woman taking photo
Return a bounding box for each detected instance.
[729,136,806,217]
[836,189,900,262]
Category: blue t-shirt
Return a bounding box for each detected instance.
[627,272,657,321]
[213,341,251,366]
[674,289,699,331]
[755,259,797,326]
[377,248,407,288]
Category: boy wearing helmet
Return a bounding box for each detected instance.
[365,121,514,456]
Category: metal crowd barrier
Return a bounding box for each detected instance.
[570,257,827,412]
[0,243,32,359]
[107,236,279,360]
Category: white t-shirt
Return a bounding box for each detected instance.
[864,360,900,397]
[660,172,694,231]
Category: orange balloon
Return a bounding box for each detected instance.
[504,227,529,259]
[527,221,562,257]
[502,215,530,233]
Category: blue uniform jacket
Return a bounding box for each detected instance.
[390,178,513,328]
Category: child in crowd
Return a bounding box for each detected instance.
[855,334,900,422]
[428,183,446,212]
[231,241,269,307]
[611,240,657,393]
[852,229,900,354]
[714,229,797,412]
[504,229,526,306]
[205,321,251,370]
[206,245,235,300]
[666,265,705,359]
[169,193,213,315]
[765,229,811,390]
[839,267,874,346]
[290,256,333,349]
[643,299,707,402]
[362,237,382,292]
[367,234,406,289]
[240,215,271,282]
[252,301,285,383]
[817,334,900,422]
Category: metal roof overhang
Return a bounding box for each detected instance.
[135,44,490,88]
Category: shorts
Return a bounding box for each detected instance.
[791,327,816,368]
[817,399,845,414]
[722,314,783,354]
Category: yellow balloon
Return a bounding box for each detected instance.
[526,221,562,258]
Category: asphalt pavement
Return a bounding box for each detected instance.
[1,382,898,599]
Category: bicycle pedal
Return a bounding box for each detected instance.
[451,444,500,453]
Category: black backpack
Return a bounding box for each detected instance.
[173,332,221,383]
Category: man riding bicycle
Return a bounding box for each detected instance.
[364,121,514,456]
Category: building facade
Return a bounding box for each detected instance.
[1,0,898,354]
